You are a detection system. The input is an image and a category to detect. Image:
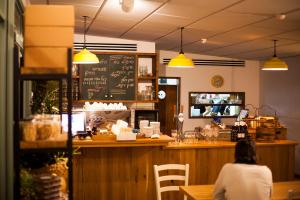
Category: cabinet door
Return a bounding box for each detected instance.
[79,63,109,100]
[108,54,136,100]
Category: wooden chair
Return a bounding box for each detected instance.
[153,164,189,200]
[288,189,300,200]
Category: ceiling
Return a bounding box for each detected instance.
[29,0,300,61]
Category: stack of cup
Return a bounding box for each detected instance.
[139,120,149,135]
[150,122,160,135]
[143,127,154,137]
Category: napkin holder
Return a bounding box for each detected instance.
[116,127,136,141]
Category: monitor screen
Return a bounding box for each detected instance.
[237,109,249,121]
[62,112,86,135]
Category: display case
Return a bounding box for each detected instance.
[189,92,245,118]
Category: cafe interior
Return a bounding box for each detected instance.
[0,0,300,199]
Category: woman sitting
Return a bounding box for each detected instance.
[213,139,273,200]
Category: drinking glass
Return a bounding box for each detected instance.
[200,129,206,139]
[184,133,190,144]
[212,127,219,143]
[171,130,178,144]
[206,129,213,143]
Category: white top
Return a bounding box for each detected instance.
[213,163,273,200]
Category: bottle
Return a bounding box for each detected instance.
[231,126,237,142]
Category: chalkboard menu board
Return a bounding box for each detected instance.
[79,54,136,100]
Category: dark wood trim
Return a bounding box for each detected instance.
[74,51,138,56]
[158,76,181,114]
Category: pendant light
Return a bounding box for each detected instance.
[167,27,195,68]
[262,40,288,71]
[73,16,99,64]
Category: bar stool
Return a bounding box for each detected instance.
[153,164,189,200]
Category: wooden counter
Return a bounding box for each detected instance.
[73,139,298,200]
[73,135,174,148]
[165,140,298,149]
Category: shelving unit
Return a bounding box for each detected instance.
[13,47,73,199]
[137,74,156,79]
[20,140,68,149]
[136,53,158,102]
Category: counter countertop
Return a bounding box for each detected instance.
[73,134,174,148]
[20,138,298,149]
[165,140,298,149]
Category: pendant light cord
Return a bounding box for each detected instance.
[180,27,184,54]
[273,39,277,57]
[83,16,88,49]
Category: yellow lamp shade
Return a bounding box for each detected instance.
[262,56,288,71]
[167,53,195,68]
[73,48,99,64]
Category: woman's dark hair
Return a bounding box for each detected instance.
[235,139,257,164]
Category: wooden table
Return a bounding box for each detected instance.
[180,181,300,200]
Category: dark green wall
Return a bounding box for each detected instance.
[0,0,16,199]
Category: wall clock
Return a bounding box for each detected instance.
[158,90,166,100]
[211,75,224,88]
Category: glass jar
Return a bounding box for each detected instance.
[72,64,78,76]
[51,114,61,139]
[35,114,53,140]
[145,86,153,100]
[20,120,37,142]
[139,65,148,77]
[141,90,147,100]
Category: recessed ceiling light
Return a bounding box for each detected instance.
[276,14,286,20]
[119,0,134,13]
[201,38,207,44]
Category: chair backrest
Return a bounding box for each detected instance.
[153,164,189,200]
[288,189,300,200]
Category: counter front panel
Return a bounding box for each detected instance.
[73,140,297,200]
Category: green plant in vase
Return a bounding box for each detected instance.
[20,168,38,200]
[31,80,59,114]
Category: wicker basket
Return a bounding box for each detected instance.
[256,127,275,142]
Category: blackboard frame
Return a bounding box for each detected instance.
[78,52,137,101]
[74,51,159,102]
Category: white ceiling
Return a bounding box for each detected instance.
[30,0,300,60]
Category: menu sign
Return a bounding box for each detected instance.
[79,54,136,100]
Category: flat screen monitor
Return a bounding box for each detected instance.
[237,109,249,122]
[61,112,86,135]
